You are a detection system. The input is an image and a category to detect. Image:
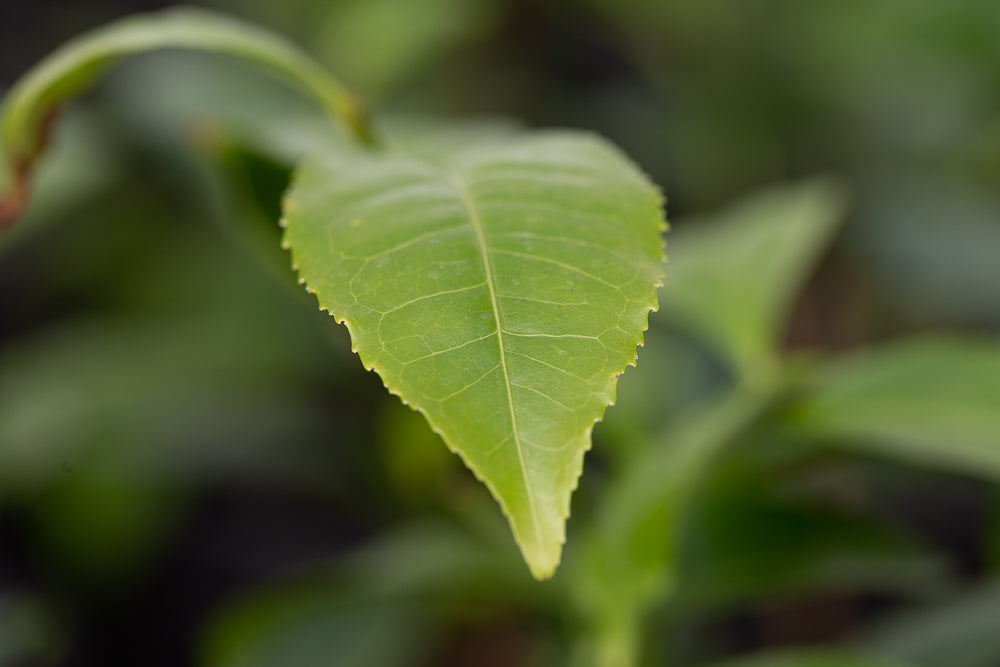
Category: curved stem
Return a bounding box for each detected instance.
[0,6,377,230]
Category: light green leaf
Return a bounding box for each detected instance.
[658,181,847,382]
[282,131,665,578]
[794,338,1000,476]
[314,0,501,97]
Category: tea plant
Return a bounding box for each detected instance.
[0,7,664,581]
[4,7,1000,667]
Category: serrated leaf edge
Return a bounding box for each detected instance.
[280,134,667,580]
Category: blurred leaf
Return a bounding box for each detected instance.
[658,181,847,383]
[0,108,122,250]
[380,116,523,161]
[862,582,1000,667]
[794,338,1000,477]
[0,211,347,499]
[569,388,768,667]
[673,469,948,611]
[203,590,430,667]
[597,326,732,459]
[339,518,540,602]
[30,455,182,587]
[0,6,364,180]
[0,594,63,667]
[108,54,522,170]
[202,518,544,667]
[846,174,1000,328]
[284,131,665,579]
[107,53,343,166]
[375,399,457,508]
[0,316,333,498]
[710,648,906,667]
[313,0,500,97]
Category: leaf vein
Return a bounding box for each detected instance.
[395,330,496,364]
[509,351,591,383]
[379,282,486,317]
[434,363,502,401]
[511,382,576,412]
[447,170,544,555]
[491,249,627,293]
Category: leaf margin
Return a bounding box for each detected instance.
[281,128,666,578]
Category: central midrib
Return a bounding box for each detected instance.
[447,170,544,555]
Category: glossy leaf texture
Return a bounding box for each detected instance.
[282,131,665,578]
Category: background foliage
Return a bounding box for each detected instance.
[1,1,999,666]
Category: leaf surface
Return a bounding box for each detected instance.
[795,337,1000,475]
[657,181,846,381]
[283,131,664,578]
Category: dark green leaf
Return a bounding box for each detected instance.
[861,582,1000,667]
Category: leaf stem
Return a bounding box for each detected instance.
[571,382,779,667]
[0,7,378,230]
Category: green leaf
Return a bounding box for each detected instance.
[568,388,769,665]
[794,338,1000,476]
[203,589,430,667]
[673,467,948,611]
[658,181,847,382]
[282,131,665,578]
[201,518,544,667]
[0,6,372,228]
[314,0,501,97]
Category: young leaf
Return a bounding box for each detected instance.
[657,181,846,383]
[282,132,665,578]
[0,7,373,229]
[794,337,1000,476]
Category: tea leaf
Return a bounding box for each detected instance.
[795,337,1000,475]
[283,131,665,577]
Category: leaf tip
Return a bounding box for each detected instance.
[526,554,560,581]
